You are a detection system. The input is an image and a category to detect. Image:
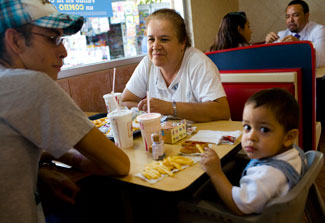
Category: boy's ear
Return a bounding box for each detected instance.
[283,129,299,147]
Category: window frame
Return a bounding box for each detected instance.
[58,55,144,79]
[58,0,188,79]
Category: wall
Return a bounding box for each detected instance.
[185,0,238,52]
[57,63,138,112]
[239,0,325,43]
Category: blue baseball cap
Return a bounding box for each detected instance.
[0,0,84,35]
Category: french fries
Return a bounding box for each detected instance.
[180,141,209,154]
[140,156,194,180]
[92,117,107,128]
[195,144,204,153]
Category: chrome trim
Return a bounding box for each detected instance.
[58,55,144,79]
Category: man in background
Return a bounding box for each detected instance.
[265,0,325,130]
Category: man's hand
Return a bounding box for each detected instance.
[137,97,173,115]
[281,35,300,42]
[38,167,80,205]
[265,32,280,43]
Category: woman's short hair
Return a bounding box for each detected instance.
[145,8,191,48]
[209,11,248,51]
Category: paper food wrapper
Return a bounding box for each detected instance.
[188,130,242,145]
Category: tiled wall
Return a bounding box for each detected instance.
[57,63,138,112]
[239,0,325,42]
[187,0,238,52]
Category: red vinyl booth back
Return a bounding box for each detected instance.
[223,83,295,121]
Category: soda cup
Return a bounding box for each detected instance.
[108,110,133,149]
[137,113,162,152]
[103,92,122,113]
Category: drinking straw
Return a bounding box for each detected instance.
[111,91,120,112]
[147,91,150,113]
[112,67,116,93]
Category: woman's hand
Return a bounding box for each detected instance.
[137,97,172,115]
[200,147,223,177]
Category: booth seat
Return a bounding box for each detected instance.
[220,69,303,148]
[56,63,138,112]
[207,42,317,150]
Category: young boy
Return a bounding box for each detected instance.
[200,88,306,215]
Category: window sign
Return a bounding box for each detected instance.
[59,0,180,71]
[49,0,113,18]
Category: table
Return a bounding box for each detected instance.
[86,112,243,191]
[57,113,243,222]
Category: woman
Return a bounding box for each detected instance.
[209,11,252,51]
[121,9,230,122]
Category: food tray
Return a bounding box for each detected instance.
[88,113,141,141]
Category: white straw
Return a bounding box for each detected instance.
[111,91,120,112]
[112,67,116,93]
[147,91,150,113]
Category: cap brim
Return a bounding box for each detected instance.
[32,13,84,35]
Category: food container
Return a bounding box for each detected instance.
[161,120,186,144]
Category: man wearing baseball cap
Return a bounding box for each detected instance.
[0,1,130,222]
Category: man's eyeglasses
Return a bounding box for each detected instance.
[32,32,65,46]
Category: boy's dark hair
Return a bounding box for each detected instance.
[245,88,300,132]
[287,0,309,14]
[0,24,33,66]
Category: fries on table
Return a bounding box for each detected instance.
[138,156,195,181]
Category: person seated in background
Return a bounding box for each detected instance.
[201,88,306,215]
[0,0,130,222]
[264,0,325,68]
[121,8,230,123]
[208,11,252,51]
[265,0,325,128]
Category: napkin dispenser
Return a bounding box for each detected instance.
[161,120,186,144]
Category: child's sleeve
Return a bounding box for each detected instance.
[232,165,289,214]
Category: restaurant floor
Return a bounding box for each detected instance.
[310,129,325,222]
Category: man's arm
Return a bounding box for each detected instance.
[313,25,325,67]
[74,127,130,176]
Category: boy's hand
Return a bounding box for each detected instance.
[200,147,223,176]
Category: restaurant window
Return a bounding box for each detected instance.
[62,0,184,70]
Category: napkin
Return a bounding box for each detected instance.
[187,130,242,145]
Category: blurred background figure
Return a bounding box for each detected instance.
[209,11,252,51]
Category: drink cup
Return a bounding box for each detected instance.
[137,113,162,152]
[108,110,133,149]
[103,92,122,113]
